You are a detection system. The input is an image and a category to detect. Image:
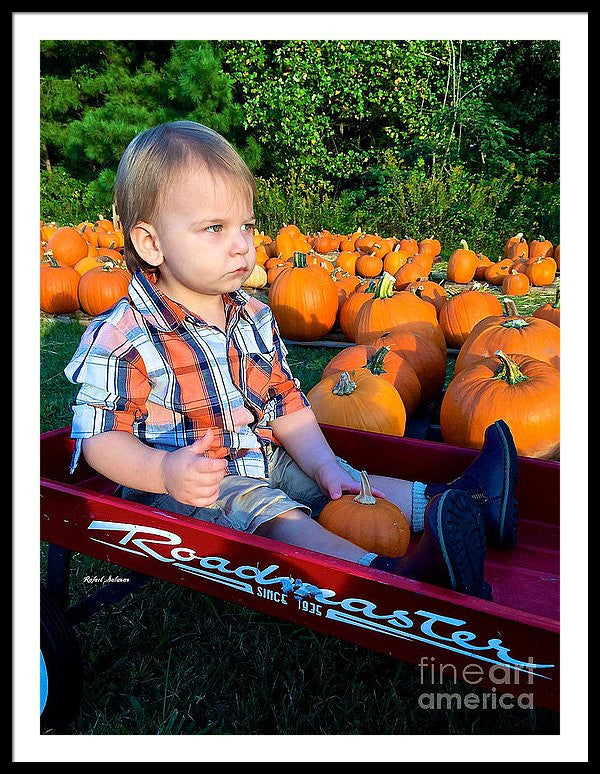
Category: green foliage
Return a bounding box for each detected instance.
[40,39,560,250]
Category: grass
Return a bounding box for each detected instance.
[39,284,559,735]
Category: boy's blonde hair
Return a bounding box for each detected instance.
[114,121,256,275]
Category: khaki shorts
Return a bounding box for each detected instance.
[120,444,361,534]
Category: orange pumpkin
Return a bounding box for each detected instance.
[446,240,478,284]
[404,280,447,317]
[77,260,131,317]
[382,247,411,276]
[338,280,377,341]
[312,230,339,254]
[355,252,383,278]
[336,250,359,275]
[454,298,560,374]
[369,331,446,405]
[268,252,338,341]
[331,270,361,313]
[505,234,529,261]
[354,273,446,352]
[398,237,418,255]
[438,285,503,348]
[532,287,560,327]
[501,269,530,296]
[40,256,80,314]
[394,258,427,290]
[528,235,554,260]
[524,256,557,287]
[418,237,442,259]
[484,258,513,286]
[473,254,493,280]
[307,370,406,437]
[46,226,89,267]
[322,345,421,417]
[441,351,560,459]
[318,470,410,557]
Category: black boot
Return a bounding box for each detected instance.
[425,420,519,549]
[371,489,492,600]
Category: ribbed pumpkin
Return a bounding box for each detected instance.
[312,230,339,254]
[532,287,560,327]
[441,350,560,459]
[339,230,362,252]
[77,259,131,317]
[322,345,421,417]
[331,270,361,313]
[276,229,311,261]
[355,252,383,278]
[418,237,442,259]
[447,240,478,284]
[305,255,335,274]
[308,370,407,436]
[268,252,338,341]
[404,280,447,317]
[394,257,427,290]
[354,273,446,351]
[524,256,557,287]
[505,234,529,261]
[438,285,503,348]
[484,258,513,286]
[242,264,268,289]
[473,254,493,280]
[46,226,89,268]
[504,232,527,259]
[501,269,530,296]
[528,235,554,260]
[336,250,359,275]
[40,256,81,314]
[355,233,380,254]
[338,280,377,341]
[398,237,419,255]
[382,247,411,276]
[370,330,446,405]
[454,298,560,374]
[318,470,410,557]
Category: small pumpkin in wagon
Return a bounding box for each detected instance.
[319,470,411,557]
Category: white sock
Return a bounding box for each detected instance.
[411,481,428,532]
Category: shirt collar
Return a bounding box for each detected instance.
[128,269,251,332]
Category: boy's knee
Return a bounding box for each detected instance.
[255,507,311,536]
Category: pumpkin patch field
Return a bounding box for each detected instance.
[40,218,560,461]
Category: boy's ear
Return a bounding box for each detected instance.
[130,222,164,268]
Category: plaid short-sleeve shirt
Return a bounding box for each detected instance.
[64,269,310,479]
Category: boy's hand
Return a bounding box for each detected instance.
[313,458,386,501]
[159,429,229,507]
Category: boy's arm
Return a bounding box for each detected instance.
[269,407,364,500]
[82,429,228,507]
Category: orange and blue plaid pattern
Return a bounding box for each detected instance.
[64,269,309,478]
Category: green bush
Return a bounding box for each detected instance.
[41,166,115,225]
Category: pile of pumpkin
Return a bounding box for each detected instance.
[446,233,559,294]
[268,227,562,460]
[40,218,131,317]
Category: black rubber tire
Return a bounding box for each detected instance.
[40,585,82,732]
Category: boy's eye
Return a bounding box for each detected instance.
[242,223,256,233]
[206,224,223,233]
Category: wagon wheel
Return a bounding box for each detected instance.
[40,585,82,732]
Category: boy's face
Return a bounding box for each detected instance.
[134,165,256,304]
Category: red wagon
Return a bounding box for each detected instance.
[40,424,559,729]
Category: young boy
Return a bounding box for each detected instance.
[65,121,519,600]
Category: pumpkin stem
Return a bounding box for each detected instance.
[332,371,358,396]
[353,470,377,506]
[501,297,519,317]
[364,347,389,375]
[43,253,60,269]
[493,350,529,385]
[459,239,470,251]
[292,251,307,268]
[470,281,489,293]
[373,272,396,299]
